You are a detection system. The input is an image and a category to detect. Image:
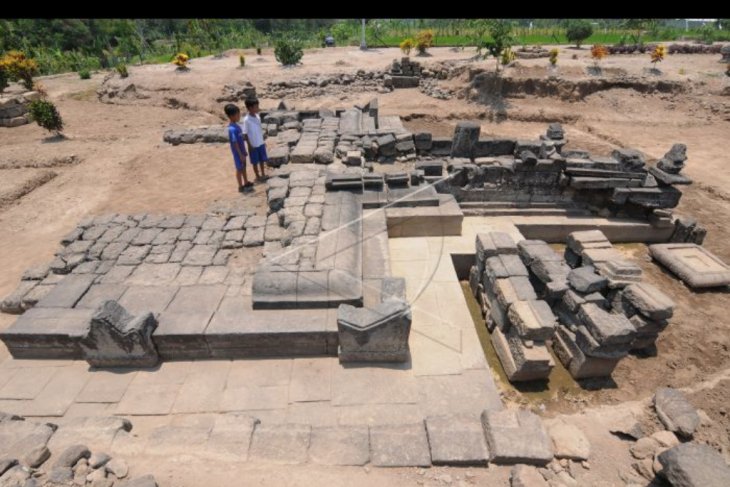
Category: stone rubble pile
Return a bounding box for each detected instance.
[470,229,676,382]
[0,412,158,487]
[0,91,39,127]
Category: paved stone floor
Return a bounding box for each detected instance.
[0,218,526,468]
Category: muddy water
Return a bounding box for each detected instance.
[459,281,590,411]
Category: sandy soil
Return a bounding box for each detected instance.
[1,45,729,484]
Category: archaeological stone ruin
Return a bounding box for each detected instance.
[3,94,730,477]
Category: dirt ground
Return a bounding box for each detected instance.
[1,45,729,483]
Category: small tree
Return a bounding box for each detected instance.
[78,68,91,80]
[0,51,39,90]
[239,54,246,67]
[549,48,559,66]
[116,64,129,78]
[172,53,190,70]
[274,37,303,66]
[400,38,414,55]
[566,20,593,48]
[590,44,608,71]
[415,29,434,55]
[650,44,666,70]
[28,99,64,136]
[485,20,515,73]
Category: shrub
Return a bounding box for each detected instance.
[500,48,516,66]
[116,64,129,78]
[650,44,666,65]
[256,47,262,55]
[78,68,91,80]
[566,20,593,48]
[415,30,434,55]
[549,48,559,66]
[239,54,245,67]
[400,38,414,55]
[591,44,608,67]
[28,99,64,135]
[172,53,190,70]
[0,51,39,90]
[274,37,303,66]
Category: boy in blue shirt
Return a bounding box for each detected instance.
[224,103,254,193]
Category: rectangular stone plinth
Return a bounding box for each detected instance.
[649,243,730,289]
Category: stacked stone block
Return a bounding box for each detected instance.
[550,230,674,379]
[470,232,556,382]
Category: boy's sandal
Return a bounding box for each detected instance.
[243,181,254,188]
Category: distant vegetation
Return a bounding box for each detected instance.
[0,19,728,76]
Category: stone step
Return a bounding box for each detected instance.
[462,207,592,217]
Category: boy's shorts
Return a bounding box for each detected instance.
[249,145,268,165]
[232,154,245,171]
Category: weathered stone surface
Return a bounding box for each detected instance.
[181,245,218,266]
[53,444,91,468]
[35,274,95,309]
[578,303,635,345]
[546,420,590,461]
[88,452,111,469]
[657,143,687,175]
[654,387,700,438]
[657,443,730,487]
[649,243,730,288]
[568,266,607,293]
[510,464,549,487]
[0,459,18,477]
[622,282,674,320]
[116,474,158,487]
[631,436,660,459]
[248,424,311,464]
[491,326,554,381]
[481,409,553,465]
[370,423,431,467]
[105,457,128,478]
[48,466,74,484]
[308,426,369,466]
[21,444,50,468]
[337,300,411,363]
[426,415,489,466]
[507,300,556,341]
[79,300,159,367]
[451,121,480,159]
[1,280,38,314]
[243,226,265,247]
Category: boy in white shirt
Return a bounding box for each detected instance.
[241,98,268,183]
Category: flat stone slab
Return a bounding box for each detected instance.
[654,387,700,438]
[658,443,730,487]
[649,243,730,288]
[425,415,489,466]
[481,409,553,465]
[35,274,95,309]
[308,426,369,466]
[370,423,431,467]
[546,419,590,461]
[248,424,311,464]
